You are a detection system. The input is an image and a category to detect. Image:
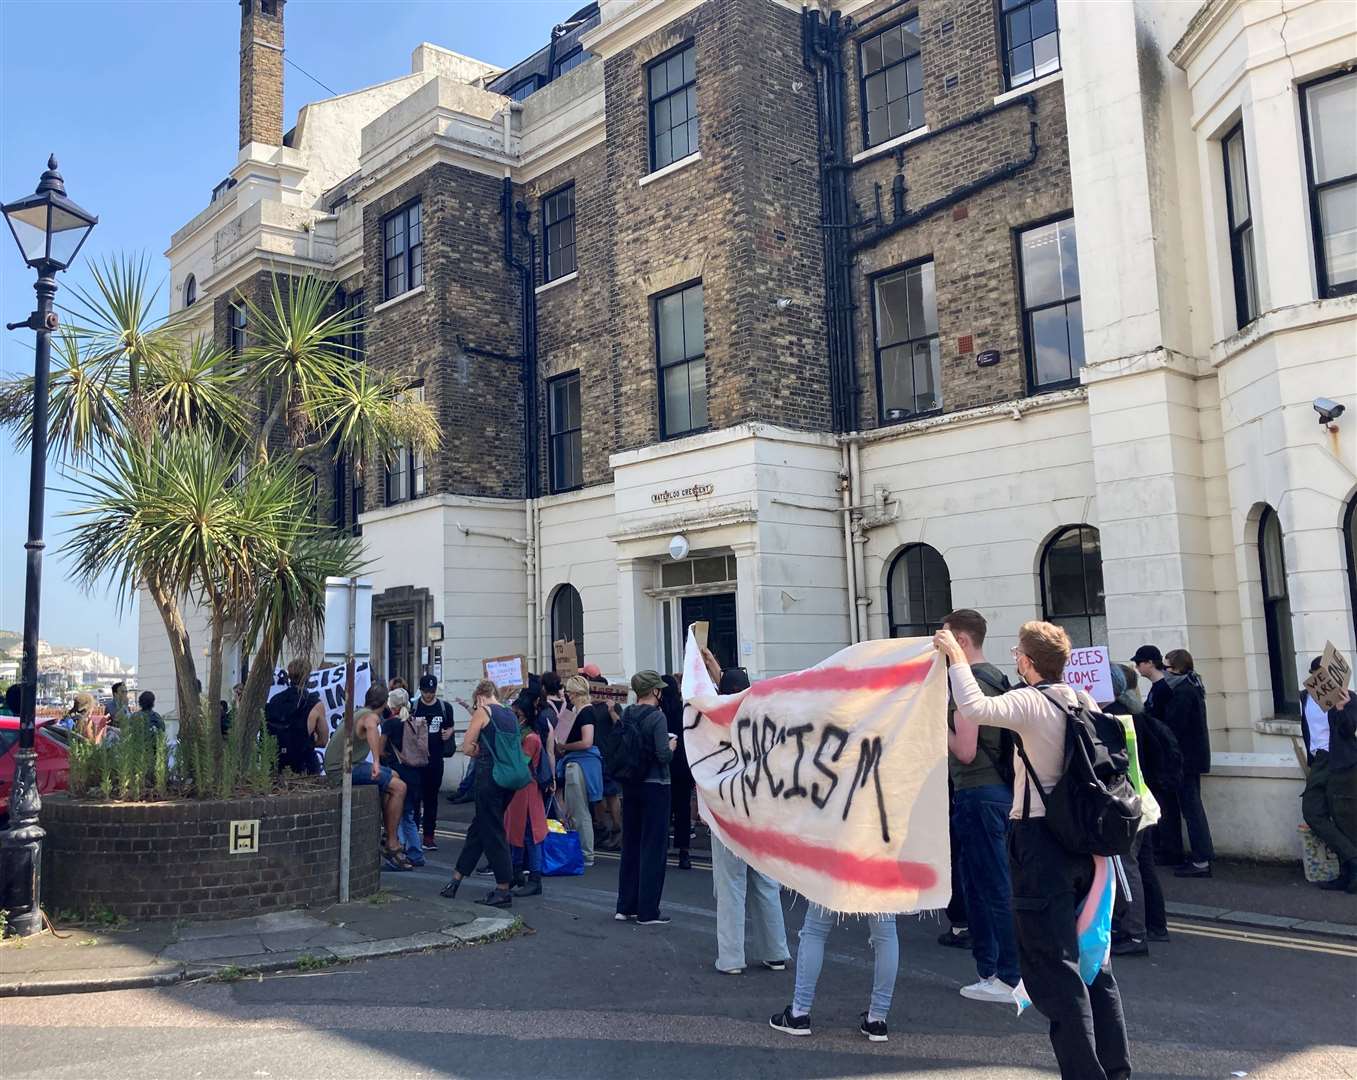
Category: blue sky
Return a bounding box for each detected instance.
[0,0,582,665]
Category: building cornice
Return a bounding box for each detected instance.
[1169,0,1236,70]
[580,0,709,59]
[1208,295,1357,369]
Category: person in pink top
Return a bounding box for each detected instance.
[935,620,1130,1080]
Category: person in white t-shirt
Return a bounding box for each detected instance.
[1300,655,1357,892]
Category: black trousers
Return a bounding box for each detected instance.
[420,756,445,838]
[946,779,968,927]
[1156,772,1214,864]
[1010,819,1130,1080]
[454,773,513,886]
[670,754,694,853]
[618,782,669,921]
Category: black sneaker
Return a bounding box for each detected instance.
[761,959,787,971]
[937,926,972,949]
[770,1006,811,1036]
[1173,862,1212,878]
[859,1013,888,1042]
[1147,928,1171,943]
[476,888,512,908]
[1111,936,1148,956]
[637,915,671,926]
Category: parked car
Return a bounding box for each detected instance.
[0,717,75,826]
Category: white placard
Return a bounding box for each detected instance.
[268,660,373,732]
[483,655,526,689]
[1063,645,1114,704]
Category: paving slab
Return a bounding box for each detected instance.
[1165,901,1232,920]
[161,935,265,963]
[1218,911,1304,930]
[1293,919,1357,940]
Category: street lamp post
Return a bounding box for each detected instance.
[0,156,97,938]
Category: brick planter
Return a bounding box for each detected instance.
[41,785,382,921]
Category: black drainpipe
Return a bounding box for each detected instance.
[502,177,540,499]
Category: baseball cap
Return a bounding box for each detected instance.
[581,663,602,679]
[631,670,666,696]
[1130,645,1163,667]
[418,674,438,692]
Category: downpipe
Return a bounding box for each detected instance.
[849,439,869,642]
[840,442,860,645]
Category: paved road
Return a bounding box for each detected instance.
[3,823,1355,1080]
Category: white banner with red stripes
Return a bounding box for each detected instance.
[681,632,950,914]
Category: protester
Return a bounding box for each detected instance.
[413,675,456,850]
[1301,659,1357,893]
[441,679,521,907]
[1161,649,1214,878]
[661,674,694,870]
[62,692,99,742]
[558,675,603,866]
[1133,645,1181,866]
[109,681,131,726]
[940,621,1131,1080]
[584,664,624,849]
[1,684,20,717]
[381,687,426,867]
[506,691,549,897]
[941,608,1020,1003]
[129,690,165,735]
[614,670,674,925]
[323,684,411,871]
[265,660,324,774]
[388,676,407,693]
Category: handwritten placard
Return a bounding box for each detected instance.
[589,683,631,711]
[484,655,526,689]
[1304,641,1352,712]
[1064,645,1114,704]
[553,639,580,679]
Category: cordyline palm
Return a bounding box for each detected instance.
[0,328,124,463]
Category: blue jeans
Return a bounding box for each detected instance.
[512,821,542,873]
[792,906,898,1021]
[395,764,424,866]
[953,784,1020,986]
[711,834,789,971]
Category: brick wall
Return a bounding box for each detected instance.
[239,0,284,148]
[42,785,381,921]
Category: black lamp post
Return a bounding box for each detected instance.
[0,156,96,938]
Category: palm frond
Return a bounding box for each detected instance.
[0,329,125,461]
[312,364,443,472]
[142,336,251,440]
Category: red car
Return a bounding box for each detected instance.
[0,717,74,823]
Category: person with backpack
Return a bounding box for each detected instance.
[1301,657,1357,893]
[558,675,605,866]
[937,620,1133,1080]
[506,689,550,897]
[413,675,457,850]
[440,679,531,908]
[941,608,1021,1005]
[266,659,325,774]
[609,671,674,925]
[380,687,427,867]
[661,675,695,870]
[1161,649,1215,878]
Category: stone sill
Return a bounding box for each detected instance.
[638,151,702,188]
[1205,752,1303,780]
[372,284,427,315]
[993,69,1063,106]
[851,125,931,165]
[535,271,578,295]
[1254,716,1302,737]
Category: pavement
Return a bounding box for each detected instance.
[0,888,517,997]
[0,801,1354,1079]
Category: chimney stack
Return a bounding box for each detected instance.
[240,0,285,148]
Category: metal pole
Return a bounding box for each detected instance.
[337,575,357,903]
[0,271,57,937]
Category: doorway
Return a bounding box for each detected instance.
[680,594,738,674]
[386,618,416,688]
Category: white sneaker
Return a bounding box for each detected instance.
[960,976,1016,1004]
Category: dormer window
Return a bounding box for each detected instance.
[183,275,197,308]
[508,76,542,103]
[260,0,276,15]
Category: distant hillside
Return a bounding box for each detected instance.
[0,630,20,658]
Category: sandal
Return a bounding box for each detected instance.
[382,848,414,871]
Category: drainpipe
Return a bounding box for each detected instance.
[840,443,859,645]
[849,439,870,642]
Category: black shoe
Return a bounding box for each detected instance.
[858,1013,888,1042]
[770,1006,811,1037]
[637,915,672,926]
[1317,859,1356,891]
[449,791,474,805]
[1147,928,1171,943]
[1156,853,1186,868]
[761,959,787,971]
[512,873,542,897]
[439,879,460,899]
[476,888,512,908]
[1174,862,1212,878]
[1111,937,1148,956]
[937,927,972,949]
[677,852,692,870]
[422,837,438,851]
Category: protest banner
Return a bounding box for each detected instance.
[483,655,526,689]
[590,683,631,711]
[1304,641,1352,712]
[267,660,372,733]
[553,639,580,679]
[692,620,709,651]
[681,632,949,914]
[1064,645,1114,704]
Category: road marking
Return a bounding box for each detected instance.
[1165,920,1357,957]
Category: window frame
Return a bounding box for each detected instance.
[507,75,543,102]
[1016,211,1084,394]
[228,301,247,357]
[381,199,424,302]
[1346,494,1357,648]
[1299,69,1357,299]
[647,41,699,173]
[886,543,953,638]
[547,370,583,494]
[541,183,577,284]
[552,46,587,79]
[998,0,1062,91]
[1039,524,1106,649]
[1258,506,1300,716]
[550,584,585,673]
[184,275,197,308]
[653,279,708,441]
[384,383,427,506]
[870,256,942,424]
[1221,123,1259,329]
[856,15,925,151]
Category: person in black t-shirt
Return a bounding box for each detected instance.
[381,688,427,867]
[413,675,457,849]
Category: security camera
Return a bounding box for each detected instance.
[1314,398,1346,425]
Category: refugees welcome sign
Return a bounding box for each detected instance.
[681,633,949,914]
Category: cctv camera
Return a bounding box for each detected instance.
[1314,398,1346,425]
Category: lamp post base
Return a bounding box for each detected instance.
[0,747,45,937]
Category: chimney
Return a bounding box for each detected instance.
[239,0,285,148]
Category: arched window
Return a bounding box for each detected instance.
[1346,495,1357,646]
[183,274,197,307]
[887,544,952,637]
[550,584,584,672]
[1259,506,1299,715]
[1040,525,1106,649]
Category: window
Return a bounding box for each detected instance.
[341,287,365,359]
[1300,71,1357,298]
[1346,495,1357,646]
[228,302,247,357]
[553,47,588,79]
[1001,0,1060,89]
[659,554,737,590]
[382,200,424,301]
[1222,124,1259,328]
[550,585,584,673]
[655,281,707,439]
[648,43,698,171]
[1259,506,1299,715]
[859,16,924,149]
[542,184,576,283]
[183,275,197,308]
[1040,525,1105,649]
[1018,215,1084,390]
[548,372,582,493]
[887,544,952,638]
[874,260,941,421]
[385,385,427,505]
[507,76,542,102]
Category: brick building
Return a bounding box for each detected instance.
[148,0,1357,858]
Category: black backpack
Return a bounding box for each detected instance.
[1015,688,1142,857]
[972,667,1015,788]
[601,705,657,784]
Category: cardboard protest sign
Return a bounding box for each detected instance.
[681,631,949,914]
[1304,641,1352,712]
[692,621,710,650]
[553,639,580,679]
[267,660,372,733]
[484,655,526,689]
[589,683,631,711]
[1064,646,1114,704]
